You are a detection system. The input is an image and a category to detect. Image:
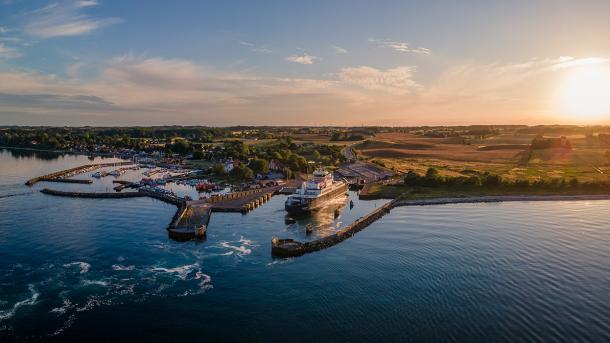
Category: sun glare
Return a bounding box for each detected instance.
[557,63,610,122]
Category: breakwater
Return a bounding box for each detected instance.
[40,188,146,199]
[392,194,610,207]
[272,200,396,257]
[25,161,132,186]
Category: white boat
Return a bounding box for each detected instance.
[284,168,348,215]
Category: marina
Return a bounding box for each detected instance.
[25,161,133,186]
[1,146,610,342]
[33,162,290,241]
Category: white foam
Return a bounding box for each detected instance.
[50,299,72,315]
[220,238,254,256]
[112,264,135,271]
[63,261,90,274]
[150,263,198,280]
[220,242,251,256]
[49,314,75,337]
[195,271,212,289]
[266,258,294,267]
[82,279,109,287]
[0,284,40,321]
[76,296,110,312]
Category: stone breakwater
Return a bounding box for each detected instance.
[272,193,610,258]
[272,200,396,257]
[25,162,132,186]
[40,188,146,199]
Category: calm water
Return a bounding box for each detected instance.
[1,149,609,342]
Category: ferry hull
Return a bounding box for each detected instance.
[285,181,348,215]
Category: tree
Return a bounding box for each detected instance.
[172,139,191,155]
[249,158,269,174]
[404,171,420,186]
[282,167,294,179]
[192,150,204,160]
[229,164,254,180]
[212,163,227,176]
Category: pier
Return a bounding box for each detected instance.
[167,186,280,239]
[204,187,280,213]
[167,203,211,240]
[272,199,396,257]
[39,183,280,240]
[25,162,133,186]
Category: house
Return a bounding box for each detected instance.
[224,158,235,172]
[269,159,285,171]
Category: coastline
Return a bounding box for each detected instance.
[393,194,610,207]
[0,145,120,158]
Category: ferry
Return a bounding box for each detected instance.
[285,168,348,215]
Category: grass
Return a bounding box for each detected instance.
[365,183,610,200]
[355,131,610,183]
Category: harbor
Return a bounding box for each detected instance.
[29,160,391,248]
[32,161,291,241]
[25,161,133,186]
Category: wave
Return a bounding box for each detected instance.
[76,296,111,312]
[50,299,73,315]
[82,279,109,287]
[219,236,255,256]
[48,314,75,337]
[63,261,90,274]
[112,264,135,271]
[0,284,39,321]
[150,263,198,280]
[195,271,212,289]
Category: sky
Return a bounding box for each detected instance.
[1,0,610,126]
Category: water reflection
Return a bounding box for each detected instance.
[285,194,349,238]
[1,147,66,161]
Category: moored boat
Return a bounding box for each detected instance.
[284,168,348,215]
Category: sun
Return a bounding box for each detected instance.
[556,63,610,122]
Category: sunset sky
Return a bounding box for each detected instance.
[1,0,610,126]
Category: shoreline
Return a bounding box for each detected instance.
[0,145,122,158]
[393,194,610,207]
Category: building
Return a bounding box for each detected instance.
[269,159,285,171]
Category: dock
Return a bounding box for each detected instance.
[25,162,133,186]
[204,187,280,213]
[167,186,281,239]
[39,183,280,241]
[167,203,211,240]
[272,199,396,257]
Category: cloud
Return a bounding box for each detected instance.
[239,41,275,54]
[332,45,348,54]
[76,0,98,7]
[24,1,122,38]
[0,42,19,58]
[338,66,420,95]
[549,56,608,70]
[369,38,431,54]
[1,54,607,126]
[285,53,318,65]
[0,27,11,33]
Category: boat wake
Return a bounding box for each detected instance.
[63,262,90,274]
[218,236,255,256]
[0,284,39,321]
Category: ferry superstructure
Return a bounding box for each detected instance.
[284,168,348,214]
